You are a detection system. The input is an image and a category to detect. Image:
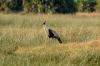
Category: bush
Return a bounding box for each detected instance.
[53,0,77,13]
[76,0,97,12]
[0,0,98,13]
[96,0,100,11]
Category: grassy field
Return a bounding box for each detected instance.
[0,13,100,66]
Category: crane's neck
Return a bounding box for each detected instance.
[43,24,49,33]
[43,24,47,30]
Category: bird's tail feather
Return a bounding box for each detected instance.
[57,37,62,43]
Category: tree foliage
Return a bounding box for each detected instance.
[0,0,99,13]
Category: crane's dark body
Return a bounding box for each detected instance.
[43,22,62,43]
[48,29,54,38]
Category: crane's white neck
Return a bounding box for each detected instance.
[43,24,47,30]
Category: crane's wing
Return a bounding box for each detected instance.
[48,29,54,38]
[48,29,59,38]
[48,29,62,43]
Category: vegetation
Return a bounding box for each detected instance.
[0,0,99,13]
[0,14,100,66]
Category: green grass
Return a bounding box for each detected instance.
[0,13,100,66]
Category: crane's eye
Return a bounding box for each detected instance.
[43,22,45,25]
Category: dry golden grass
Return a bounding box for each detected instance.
[76,12,100,16]
[15,40,100,55]
[13,40,100,66]
[0,13,100,66]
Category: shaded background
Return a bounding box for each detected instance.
[0,0,99,13]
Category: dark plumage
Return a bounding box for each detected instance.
[43,21,62,43]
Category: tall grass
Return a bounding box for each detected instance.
[0,13,100,66]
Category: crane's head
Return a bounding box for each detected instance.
[43,20,46,25]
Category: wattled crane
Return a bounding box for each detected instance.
[43,21,62,43]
